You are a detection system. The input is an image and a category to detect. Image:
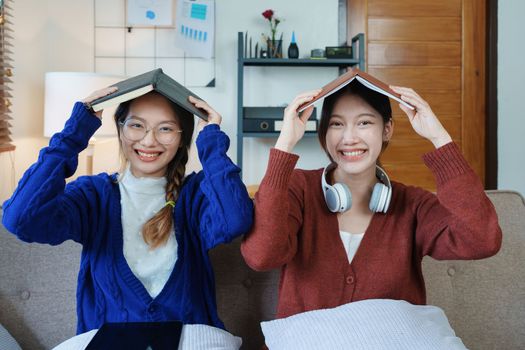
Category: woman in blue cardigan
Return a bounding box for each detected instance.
[2,87,253,334]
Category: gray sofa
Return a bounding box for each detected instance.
[1,190,524,350]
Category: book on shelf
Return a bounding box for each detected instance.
[298,67,415,113]
[87,68,208,121]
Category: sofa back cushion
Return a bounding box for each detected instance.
[0,222,80,349]
[422,190,525,349]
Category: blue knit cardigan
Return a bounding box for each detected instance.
[2,102,254,333]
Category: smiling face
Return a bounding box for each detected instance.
[119,93,182,178]
[325,93,393,178]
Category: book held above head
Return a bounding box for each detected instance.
[297,67,415,113]
[86,68,209,121]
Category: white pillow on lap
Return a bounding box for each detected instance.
[52,329,97,350]
[52,324,241,350]
[179,324,242,349]
[261,299,467,350]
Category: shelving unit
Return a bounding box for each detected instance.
[236,31,365,172]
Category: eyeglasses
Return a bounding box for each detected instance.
[119,118,183,145]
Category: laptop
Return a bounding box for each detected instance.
[85,321,183,350]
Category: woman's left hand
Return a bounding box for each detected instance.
[390,86,452,148]
[188,96,222,132]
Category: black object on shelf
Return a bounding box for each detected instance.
[244,106,285,120]
[326,46,353,59]
[288,31,299,59]
[243,107,317,133]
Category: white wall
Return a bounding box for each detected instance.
[0,0,339,203]
[498,0,525,197]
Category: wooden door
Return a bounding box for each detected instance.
[347,0,486,190]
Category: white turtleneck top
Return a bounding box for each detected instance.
[118,168,177,298]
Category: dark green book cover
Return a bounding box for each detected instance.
[89,68,208,121]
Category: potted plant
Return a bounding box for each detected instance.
[262,9,282,58]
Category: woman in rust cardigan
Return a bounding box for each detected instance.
[241,81,502,320]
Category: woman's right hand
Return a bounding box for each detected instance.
[274,89,321,153]
[81,86,118,119]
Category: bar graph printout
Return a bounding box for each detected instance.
[174,0,215,59]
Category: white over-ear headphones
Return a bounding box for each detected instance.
[321,164,392,213]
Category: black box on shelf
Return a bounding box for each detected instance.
[243,107,318,133]
[325,46,353,59]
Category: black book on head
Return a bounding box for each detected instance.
[85,321,183,350]
[87,68,209,121]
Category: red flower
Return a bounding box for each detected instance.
[262,9,274,20]
[261,8,282,43]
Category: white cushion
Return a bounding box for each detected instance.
[261,299,467,350]
[179,324,242,349]
[52,329,97,350]
[52,324,241,350]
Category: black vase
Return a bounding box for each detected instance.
[288,31,299,59]
[288,43,299,59]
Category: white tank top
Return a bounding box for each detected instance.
[339,231,365,264]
